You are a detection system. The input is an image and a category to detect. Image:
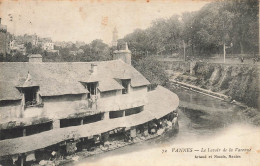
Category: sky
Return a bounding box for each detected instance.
[0,0,208,44]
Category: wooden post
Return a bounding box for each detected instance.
[183,40,186,61]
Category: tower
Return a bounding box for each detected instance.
[112,27,118,47]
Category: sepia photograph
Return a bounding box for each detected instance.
[0,0,259,165]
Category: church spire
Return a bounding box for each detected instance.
[112,27,118,47]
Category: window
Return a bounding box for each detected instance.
[23,87,39,107]
[109,110,124,119]
[25,122,52,136]
[86,82,97,98]
[60,114,103,128]
[0,100,20,107]
[125,106,143,116]
[0,127,24,140]
[83,113,102,124]
[121,79,130,94]
[60,118,82,128]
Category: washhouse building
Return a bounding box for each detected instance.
[0,44,179,165]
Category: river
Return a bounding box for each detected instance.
[71,86,260,166]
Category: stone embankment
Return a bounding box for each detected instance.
[162,61,259,108]
[161,60,260,125]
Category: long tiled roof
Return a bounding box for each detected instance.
[0,60,150,101]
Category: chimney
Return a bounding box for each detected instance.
[90,63,97,75]
[113,42,131,65]
[27,54,42,62]
[125,42,129,51]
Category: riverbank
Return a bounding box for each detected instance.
[161,61,259,108]
[166,82,260,126]
[161,60,259,125]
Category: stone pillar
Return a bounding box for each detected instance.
[52,120,60,129]
[143,123,149,136]
[127,81,131,93]
[103,112,110,120]
[20,94,25,118]
[80,119,83,125]
[23,128,26,136]
[36,91,40,103]
[20,155,24,166]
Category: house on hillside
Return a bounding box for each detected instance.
[9,40,26,56]
[42,42,54,51]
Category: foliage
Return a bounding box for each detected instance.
[132,55,169,86]
[1,39,112,62]
[2,52,28,62]
[122,0,258,57]
[79,39,112,62]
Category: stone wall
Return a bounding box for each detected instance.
[161,60,259,108]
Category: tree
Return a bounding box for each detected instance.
[31,45,43,54]
[190,0,258,55]
[124,29,153,55]
[226,0,258,54]
[122,0,258,57]
[132,55,168,86]
[25,42,32,54]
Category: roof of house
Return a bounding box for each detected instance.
[16,73,39,88]
[0,60,150,101]
[98,79,124,92]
